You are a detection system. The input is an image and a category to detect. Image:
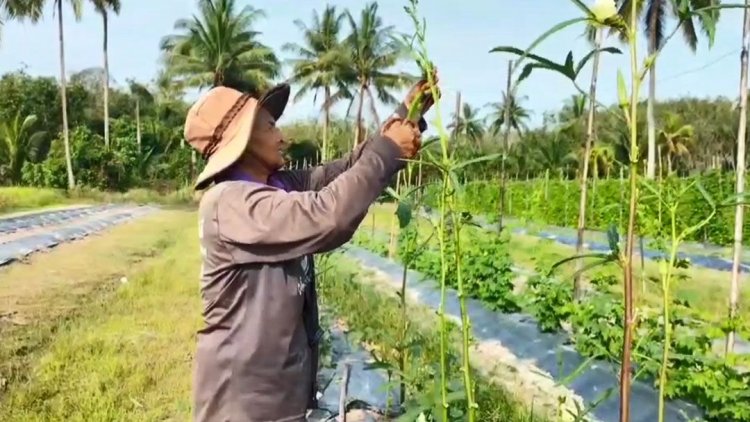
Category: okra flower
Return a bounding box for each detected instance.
[590,0,617,25]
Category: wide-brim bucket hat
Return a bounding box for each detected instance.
[184,83,290,190]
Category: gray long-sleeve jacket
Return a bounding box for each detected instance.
[193,106,424,422]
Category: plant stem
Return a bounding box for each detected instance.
[399,164,414,406]
[620,3,640,420]
[388,174,402,257]
[448,189,476,421]
[498,60,513,232]
[399,257,408,405]
[657,207,678,422]
[726,0,750,356]
[436,176,450,421]
[574,27,603,301]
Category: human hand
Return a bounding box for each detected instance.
[403,67,440,123]
[381,117,421,159]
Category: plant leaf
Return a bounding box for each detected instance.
[452,153,502,171]
[488,46,561,71]
[607,225,620,253]
[617,69,629,109]
[564,51,575,75]
[574,46,622,77]
[518,63,535,84]
[396,199,414,228]
[385,187,401,201]
[490,17,588,71]
[695,177,716,209]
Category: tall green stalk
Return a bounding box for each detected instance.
[435,176,450,421]
[641,180,718,422]
[397,166,415,406]
[448,188,476,419]
[403,2,480,418]
[657,207,678,422]
[619,0,639,417]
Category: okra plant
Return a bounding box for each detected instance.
[386,1,504,420]
[487,0,737,420]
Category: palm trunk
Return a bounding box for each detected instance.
[366,86,381,128]
[658,147,663,177]
[102,12,110,148]
[498,60,513,231]
[190,150,196,184]
[353,83,365,150]
[726,0,750,355]
[667,153,672,175]
[58,0,75,190]
[573,28,603,300]
[136,99,141,151]
[453,91,461,140]
[323,86,330,161]
[646,29,658,179]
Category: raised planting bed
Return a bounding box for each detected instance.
[0,205,158,267]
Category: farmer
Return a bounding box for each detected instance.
[184,76,437,422]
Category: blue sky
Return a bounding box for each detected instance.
[0,0,744,130]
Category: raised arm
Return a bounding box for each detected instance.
[216,133,411,264]
[280,101,429,192]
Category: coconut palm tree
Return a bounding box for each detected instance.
[160,0,280,94]
[657,111,693,174]
[0,0,40,43]
[486,92,531,138]
[344,2,413,148]
[126,79,154,151]
[590,143,617,179]
[533,131,578,172]
[618,0,721,179]
[448,103,486,148]
[0,1,7,44]
[91,0,120,149]
[21,0,78,189]
[0,112,48,184]
[283,5,352,161]
[4,0,77,188]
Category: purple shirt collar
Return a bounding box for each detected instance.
[221,166,288,192]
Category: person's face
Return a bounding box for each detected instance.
[244,107,287,171]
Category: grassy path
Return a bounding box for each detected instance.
[0,209,199,421]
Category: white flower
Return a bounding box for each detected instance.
[591,0,617,22]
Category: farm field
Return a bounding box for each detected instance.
[0,202,548,422]
[2,194,747,422]
[363,203,750,327]
[2,0,750,420]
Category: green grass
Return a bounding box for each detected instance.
[0,186,199,216]
[0,210,198,421]
[0,187,73,214]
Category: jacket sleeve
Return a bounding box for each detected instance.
[216,135,405,264]
[281,103,427,192]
